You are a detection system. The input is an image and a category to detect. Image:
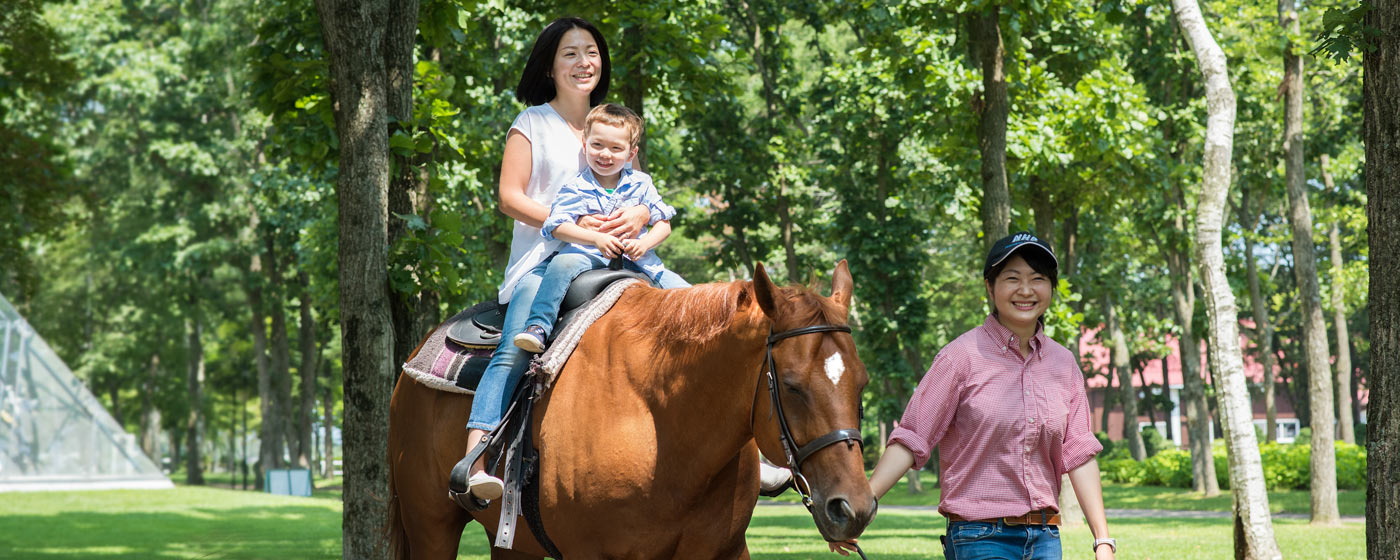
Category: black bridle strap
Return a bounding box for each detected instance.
[796,428,863,466]
[761,323,871,559]
[762,324,862,503]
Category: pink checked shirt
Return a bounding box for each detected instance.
[888,315,1101,520]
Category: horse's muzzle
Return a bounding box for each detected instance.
[814,492,878,542]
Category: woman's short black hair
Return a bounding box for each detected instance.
[515,17,611,107]
[984,246,1059,289]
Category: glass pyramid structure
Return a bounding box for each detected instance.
[1,292,172,491]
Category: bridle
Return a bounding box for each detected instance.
[758,323,870,558]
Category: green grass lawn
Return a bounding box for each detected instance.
[766,471,1366,516]
[0,483,1365,559]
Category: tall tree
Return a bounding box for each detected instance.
[1173,1,1282,556]
[295,271,318,469]
[314,0,405,555]
[1363,0,1399,555]
[1239,184,1280,443]
[1320,154,1355,444]
[1107,297,1146,460]
[969,5,1010,248]
[1279,0,1341,525]
[184,293,207,485]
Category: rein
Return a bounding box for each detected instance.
[759,323,870,560]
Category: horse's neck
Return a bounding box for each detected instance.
[644,314,769,453]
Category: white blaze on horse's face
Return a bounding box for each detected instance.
[824,352,845,386]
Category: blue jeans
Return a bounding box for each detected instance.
[943,521,1061,560]
[468,254,689,431]
[524,253,691,337]
[466,264,544,432]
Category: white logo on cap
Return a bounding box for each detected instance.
[1013,233,1035,243]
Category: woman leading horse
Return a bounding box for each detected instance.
[387,261,877,558]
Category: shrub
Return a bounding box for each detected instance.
[1258,442,1310,490]
[1141,427,1168,458]
[1101,458,1147,485]
[1144,449,1193,488]
[1335,441,1367,490]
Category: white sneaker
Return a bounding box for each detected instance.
[759,463,793,494]
[468,471,504,501]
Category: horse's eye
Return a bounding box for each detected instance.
[782,380,803,396]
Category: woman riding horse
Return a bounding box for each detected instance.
[388,262,876,557]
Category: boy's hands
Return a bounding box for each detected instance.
[592,232,626,259]
[622,238,652,260]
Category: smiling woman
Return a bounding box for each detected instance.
[832,231,1118,560]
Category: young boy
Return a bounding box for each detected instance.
[512,103,687,353]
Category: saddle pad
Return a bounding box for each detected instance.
[402,302,495,395]
[402,280,643,395]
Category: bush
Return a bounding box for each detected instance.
[1258,442,1310,490]
[1101,457,1147,485]
[1336,441,1367,490]
[1141,427,1168,458]
[1144,449,1193,488]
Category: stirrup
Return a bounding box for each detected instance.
[448,437,492,511]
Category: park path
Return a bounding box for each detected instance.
[755,501,1364,522]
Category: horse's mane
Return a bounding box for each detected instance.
[635,279,847,344]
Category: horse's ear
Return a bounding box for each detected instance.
[830,260,853,312]
[753,262,779,319]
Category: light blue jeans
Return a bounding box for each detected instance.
[943,520,1061,560]
[467,254,689,431]
[524,252,690,338]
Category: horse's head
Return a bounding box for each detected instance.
[750,260,876,542]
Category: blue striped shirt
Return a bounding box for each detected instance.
[540,168,676,281]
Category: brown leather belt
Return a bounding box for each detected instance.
[946,509,1061,526]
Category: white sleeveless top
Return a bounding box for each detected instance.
[498,103,587,303]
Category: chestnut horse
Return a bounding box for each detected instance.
[386,261,875,558]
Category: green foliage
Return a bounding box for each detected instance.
[1143,448,1194,488]
[1310,1,1378,62]
[1140,426,1168,457]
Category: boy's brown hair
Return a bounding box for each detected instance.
[584,103,644,147]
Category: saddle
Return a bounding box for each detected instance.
[441,267,652,392]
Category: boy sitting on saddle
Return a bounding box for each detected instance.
[511,103,687,354]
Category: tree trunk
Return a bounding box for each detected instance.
[184,296,206,486]
[267,236,292,470]
[969,6,1010,249]
[141,353,161,461]
[384,0,426,372]
[1278,0,1341,526]
[1173,2,1282,556]
[1163,188,1220,496]
[315,0,402,555]
[1364,1,1400,556]
[250,252,273,490]
[1108,297,1147,460]
[1031,176,1054,242]
[324,384,336,479]
[296,271,318,470]
[1321,154,1355,445]
[1240,185,1279,443]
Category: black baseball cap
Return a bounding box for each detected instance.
[983,231,1058,278]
